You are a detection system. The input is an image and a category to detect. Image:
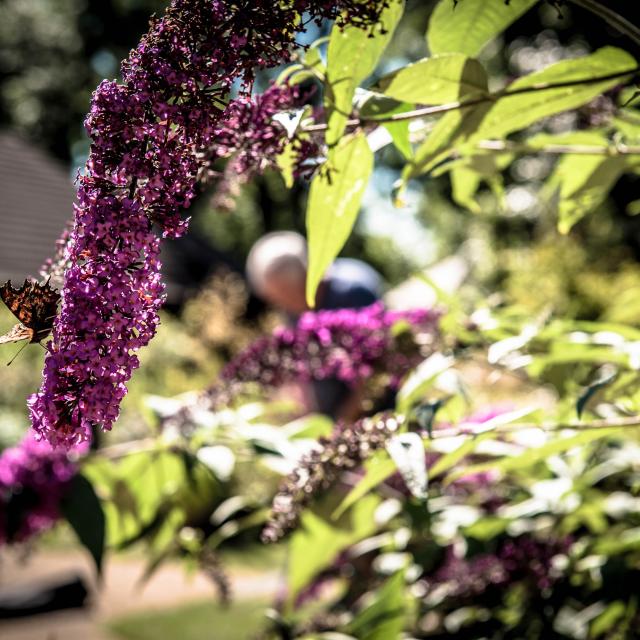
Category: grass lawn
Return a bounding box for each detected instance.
[108,599,269,640]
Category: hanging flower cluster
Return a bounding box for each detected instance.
[0,435,82,544]
[261,408,506,543]
[262,413,402,542]
[425,535,572,600]
[29,0,391,448]
[215,303,439,403]
[208,82,320,211]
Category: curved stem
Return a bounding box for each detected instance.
[304,66,639,133]
[476,139,640,156]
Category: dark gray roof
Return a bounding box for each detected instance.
[0,132,74,282]
[0,131,238,306]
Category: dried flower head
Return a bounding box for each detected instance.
[262,413,402,542]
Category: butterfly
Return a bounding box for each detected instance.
[0,279,60,346]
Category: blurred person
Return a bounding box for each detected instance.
[246,231,383,419]
[246,231,382,315]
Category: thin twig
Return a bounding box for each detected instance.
[566,0,640,48]
[304,66,639,133]
[476,139,640,156]
[97,437,159,460]
[429,414,640,440]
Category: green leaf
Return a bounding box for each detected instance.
[377,53,487,104]
[332,452,397,519]
[446,428,622,483]
[451,165,482,212]
[276,141,297,188]
[576,365,617,418]
[595,527,640,555]
[358,93,414,159]
[402,102,491,181]
[83,449,220,549]
[305,132,374,307]
[428,0,538,58]
[396,353,454,413]
[347,571,407,640]
[288,494,380,606]
[61,473,106,576]
[469,47,637,143]
[546,132,629,233]
[383,119,413,159]
[590,601,627,638]
[325,0,404,146]
[429,431,495,478]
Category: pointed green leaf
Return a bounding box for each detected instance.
[451,165,482,212]
[61,474,106,576]
[470,47,637,143]
[446,427,622,483]
[332,452,397,520]
[429,431,495,479]
[288,494,379,605]
[306,132,373,307]
[554,155,628,234]
[325,0,404,146]
[396,353,454,413]
[402,101,491,181]
[383,119,413,159]
[428,0,538,58]
[377,53,487,104]
[348,571,407,640]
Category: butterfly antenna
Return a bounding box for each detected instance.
[6,341,29,366]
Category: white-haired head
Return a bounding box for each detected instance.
[246,231,309,314]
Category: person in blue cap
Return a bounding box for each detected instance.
[246,231,383,419]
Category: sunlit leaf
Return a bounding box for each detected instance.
[396,353,454,413]
[377,53,487,104]
[451,165,482,212]
[428,0,538,58]
[288,494,380,606]
[306,132,374,307]
[548,150,629,234]
[469,47,637,143]
[429,431,495,478]
[325,0,404,146]
[347,571,407,640]
[332,452,397,519]
[590,601,628,637]
[446,428,622,483]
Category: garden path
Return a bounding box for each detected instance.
[0,548,280,640]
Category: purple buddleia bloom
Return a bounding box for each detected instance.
[29,0,391,447]
[425,536,572,599]
[208,82,320,211]
[217,303,439,399]
[0,434,84,544]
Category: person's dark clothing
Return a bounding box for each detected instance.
[318,258,382,311]
[312,258,383,419]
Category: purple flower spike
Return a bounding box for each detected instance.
[0,434,85,544]
[30,0,391,447]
